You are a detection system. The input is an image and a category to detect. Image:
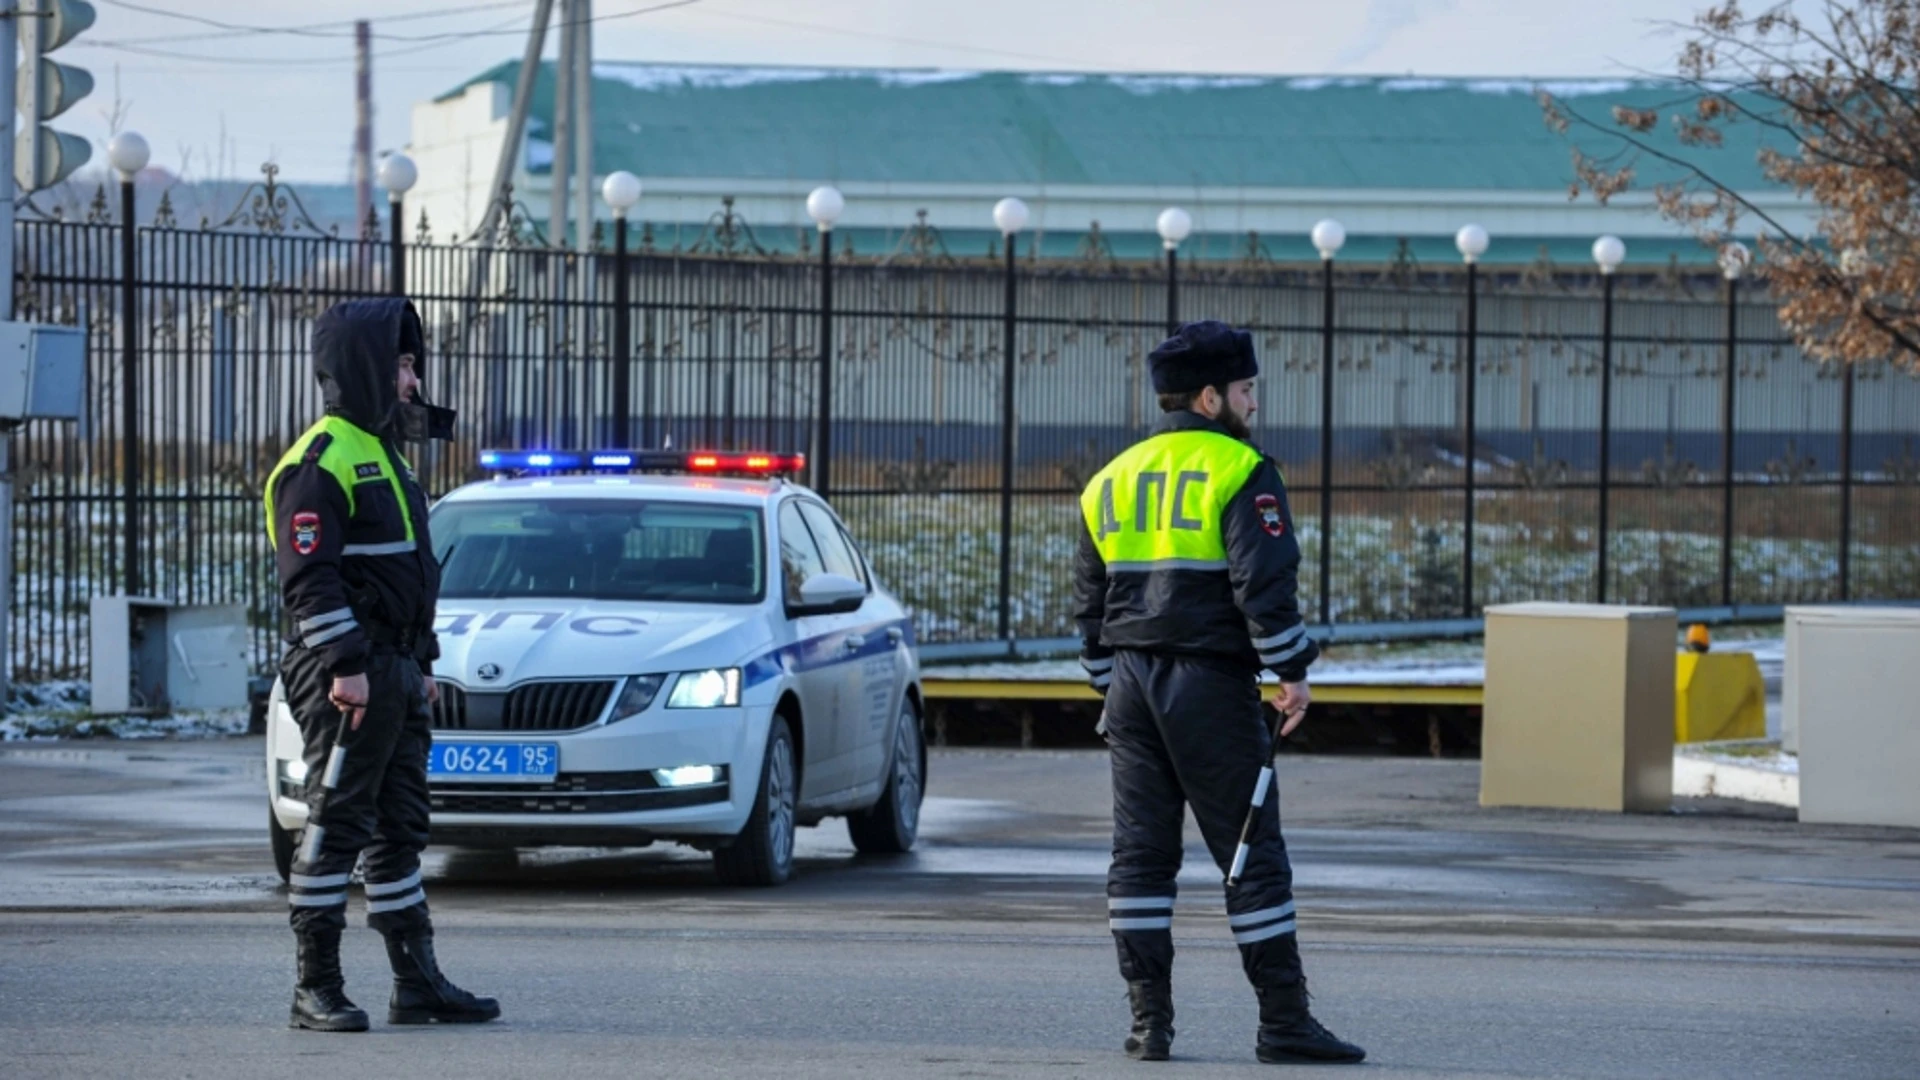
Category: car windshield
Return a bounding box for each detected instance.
[432,498,764,604]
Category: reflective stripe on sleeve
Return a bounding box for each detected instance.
[1251,625,1303,653]
[341,540,416,557]
[305,619,359,647]
[298,607,354,633]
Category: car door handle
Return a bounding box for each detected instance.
[885,627,903,647]
[844,634,867,652]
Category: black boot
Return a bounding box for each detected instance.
[290,929,369,1032]
[383,928,501,1025]
[1255,980,1365,1065]
[1123,981,1174,1061]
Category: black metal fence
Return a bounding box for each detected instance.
[9,179,1920,680]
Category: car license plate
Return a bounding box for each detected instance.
[428,741,558,783]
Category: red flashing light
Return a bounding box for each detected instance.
[684,451,804,475]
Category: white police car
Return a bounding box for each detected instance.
[267,449,925,886]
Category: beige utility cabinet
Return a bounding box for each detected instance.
[1481,603,1676,813]
[1785,606,1920,828]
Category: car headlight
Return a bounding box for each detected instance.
[608,674,668,724]
[653,764,722,787]
[281,758,309,783]
[667,668,742,709]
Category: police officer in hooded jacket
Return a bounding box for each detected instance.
[1073,321,1363,1065]
[264,297,498,1032]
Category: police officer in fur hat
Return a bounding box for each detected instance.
[1071,320,1364,1065]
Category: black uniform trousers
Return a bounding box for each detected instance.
[282,645,434,937]
[1105,648,1302,989]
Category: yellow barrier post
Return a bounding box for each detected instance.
[1673,651,1766,743]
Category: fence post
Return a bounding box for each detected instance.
[1718,244,1747,608]
[806,187,843,497]
[1839,360,1855,601]
[1317,238,1338,626]
[1455,225,1488,618]
[1594,236,1622,603]
[119,169,141,596]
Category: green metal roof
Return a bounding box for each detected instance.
[448,63,1782,191]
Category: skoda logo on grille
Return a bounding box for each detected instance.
[477,663,502,682]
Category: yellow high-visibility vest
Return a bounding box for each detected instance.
[263,416,418,548]
[1080,430,1266,571]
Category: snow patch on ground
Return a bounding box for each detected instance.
[2,680,248,742]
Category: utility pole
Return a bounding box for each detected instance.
[549,0,573,245]
[473,0,554,243]
[1,1,17,710]
[353,20,373,235]
[572,0,593,253]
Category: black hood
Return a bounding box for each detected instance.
[311,297,428,436]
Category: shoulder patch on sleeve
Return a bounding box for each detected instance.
[1254,493,1285,538]
[291,512,321,555]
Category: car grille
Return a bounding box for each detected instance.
[429,683,469,729]
[429,768,730,815]
[428,680,616,732]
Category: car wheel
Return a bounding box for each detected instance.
[846,698,923,855]
[269,804,295,885]
[713,715,797,887]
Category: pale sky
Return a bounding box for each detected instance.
[63,0,1727,183]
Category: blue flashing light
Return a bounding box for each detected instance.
[478,448,807,476]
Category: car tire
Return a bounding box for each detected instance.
[269,804,295,885]
[713,715,797,887]
[846,698,923,855]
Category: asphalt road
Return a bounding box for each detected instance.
[2,740,1918,1079]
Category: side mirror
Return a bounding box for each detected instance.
[793,573,865,615]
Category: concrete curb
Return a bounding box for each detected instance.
[1673,746,1799,808]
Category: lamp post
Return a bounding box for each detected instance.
[1592,234,1624,603]
[807,185,844,497]
[603,171,641,447]
[1838,247,1865,602]
[1455,223,1488,618]
[993,197,1029,641]
[1718,240,1750,608]
[1311,217,1345,627]
[110,131,150,597]
[377,152,417,296]
[1157,207,1191,334]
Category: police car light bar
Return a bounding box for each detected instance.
[479,449,807,476]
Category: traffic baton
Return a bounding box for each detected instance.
[1224,700,1292,888]
[295,706,355,867]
